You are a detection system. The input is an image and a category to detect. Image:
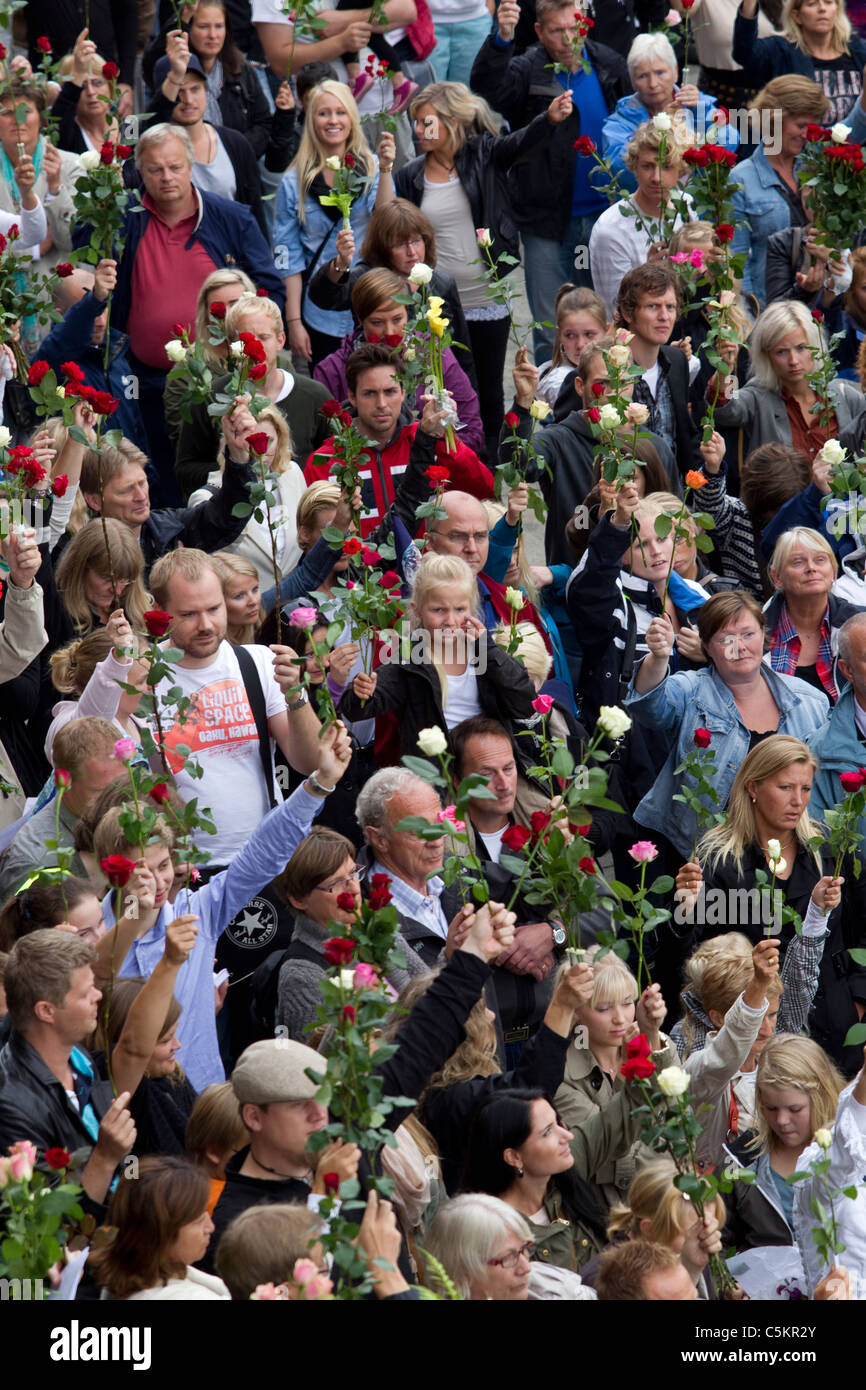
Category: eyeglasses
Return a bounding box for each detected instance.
[315,864,365,894]
[443,530,489,547]
[391,236,425,255]
[488,1241,536,1268]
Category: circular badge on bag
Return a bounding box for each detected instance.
[224,896,279,950]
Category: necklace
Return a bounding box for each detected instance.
[248,1150,309,1181]
[429,152,456,176]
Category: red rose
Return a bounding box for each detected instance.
[54,768,71,790]
[61,361,86,383]
[51,474,69,498]
[45,1147,71,1170]
[321,399,343,418]
[101,854,136,887]
[504,411,519,428]
[712,105,729,125]
[502,824,531,851]
[368,873,392,909]
[425,464,450,485]
[344,152,355,168]
[149,782,170,804]
[89,390,119,415]
[322,1172,340,1195]
[28,360,51,386]
[586,406,601,424]
[102,61,119,80]
[336,892,357,911]
[681,0,695,8]
[36,35,51,53]
[706,145,727,164]
[323,936,355,965]
[171,323,185,340]
[621,1056,656,1080]
[626,1033,651,1058]
[240,334,266,363]
[840,771,866,794]
[573,135,596,155]
[805,124,830,141]
[246,432,270,455]
[209,301,226,320]
[55,262,74,278]
[247,362,267,380]
[100,141,115,165]
[714,223,735,244]
[342,536,362,555]
[0,44,6,60]
[144,609,173,638]
[579,856,596,874]
[591,381,605,398]
[380,570,400,589]
[693,727,711,748]
[257,287,270,297]
[361,547,382,566]
[530,810,552,837]
[7,224,18,240]
[812,309,824,323]
[339,410,352,426]
[343,1004,356,1023]
[116,144,132,159]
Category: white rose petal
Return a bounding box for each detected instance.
[814,1128,832,1148]
[529,399,551,421]
[770,857,787,875]
[656,1065,691,1098]
[338,967,355,990]
[505,586,525,610]
[408,261,433,286]
[79,150,100,170]
[767,838,781,861]
[624,402,649,426]
[817,438,846,467]
[831,123,852,144]
[596,705,632,741]
[652,112,672,131]
[325,155,342,170]
[598,403,622,429]
[55,386,66,398]
[718,289,736,308]
[417,727,447,756]
[404,346,416,361]
[0,426,12,447]
[164,339,187,363]
[230,340,244,358]
[606,343,631,368]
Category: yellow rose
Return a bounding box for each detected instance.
[428,295,445,314]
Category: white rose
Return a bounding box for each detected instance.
[817,438,846,467]
[408,261,433,286]
[624,402,649,426]
[476,227,492,248]
[596,705,632,741]
[0,427,11,447]
[652,112,672,132]
[230,340,245,358]
[598,402,622,429]
[164,339,187,363]
[718,290,736,308]
[766,838,781,861]
[339,967,355,990]
[79,150,100,170]
[505,586,525,610]
[55,386,66,399]
[404,346,417,361]
[770,857,787,875]
[606,343,631,368]
[831,123,852,144]
[417,727,447,756]
[614,329,634,346]
[656,1065,690,1098]
[529,399,551,421]
[325,155,342,170]
[814,1128,832,1149]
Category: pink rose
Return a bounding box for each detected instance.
[354,962,379,989]
[113,737,137,762]
[670,251,689,264]
[8,1149,33,1182]
[437,805,466,831]
[288,606,319,628]
[297,1273,334,1300]
[10,1140,37,1165]
[250,1282,290,1300]
[689,248,704,269]
[292,1258,318,1284]
[628,840,659,863]
[532,693,555,715]
[0,1157,11,1187]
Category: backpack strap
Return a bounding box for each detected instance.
[234,644,277,809]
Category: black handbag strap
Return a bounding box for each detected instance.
[234,644,277,809]
[301,221,338,290]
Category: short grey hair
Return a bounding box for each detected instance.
[838,612,866,667]
[135,123,194,170]
[627,31,677,80]
[356,767,425,837]
[424,1195,532,1298]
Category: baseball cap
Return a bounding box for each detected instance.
[153,52,208,87]
[231,1038,325,1106]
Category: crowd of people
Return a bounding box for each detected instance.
[3,0,866,1309]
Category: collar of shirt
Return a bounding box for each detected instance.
[855,695,866,740]
[142,189,200,232]
[370,858,449,936]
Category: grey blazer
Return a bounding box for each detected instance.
[714,377,866,451]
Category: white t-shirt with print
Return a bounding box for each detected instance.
[155,641,285,864]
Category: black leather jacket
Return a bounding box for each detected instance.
[0,1031,114,1170]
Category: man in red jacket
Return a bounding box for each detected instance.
[304,343,493,535]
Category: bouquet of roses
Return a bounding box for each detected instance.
[799,123,866,262]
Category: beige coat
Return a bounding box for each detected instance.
[0,579,47,830]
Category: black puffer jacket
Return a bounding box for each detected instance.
[394,110,556,271]
[470,37,630,241]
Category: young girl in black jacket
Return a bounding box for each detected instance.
[340,552,541,760]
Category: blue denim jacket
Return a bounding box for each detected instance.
[624,663,830,858]
[730,143,803,308]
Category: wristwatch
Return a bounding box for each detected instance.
[306,772,336,797]
[551,924,567,950]
[285,687,309,712]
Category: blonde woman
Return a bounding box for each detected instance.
[210,554,264,647]
[164,267,255,447]
[710,299,865,456]
[51,30,119,155]
[735,0,866,122]
[397,80,575,450]
[55,517,153,634]
[189,405,305,591]
[674,735,866,1074]
[274,79,395,365]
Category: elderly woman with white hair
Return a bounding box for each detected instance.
[601,32,738,190]
[709,299,865,458]
[424,1193,597,1299]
